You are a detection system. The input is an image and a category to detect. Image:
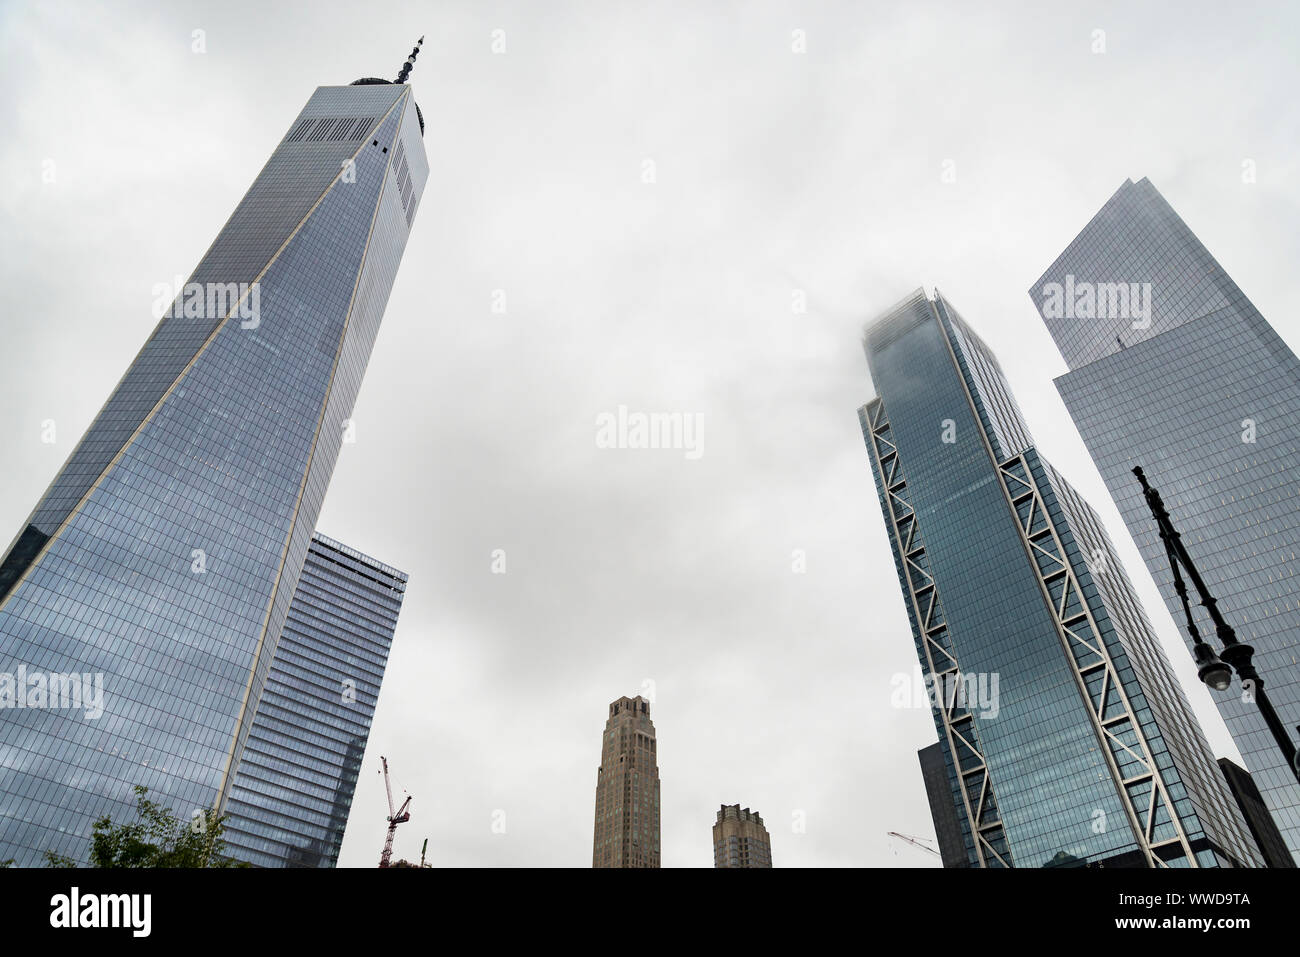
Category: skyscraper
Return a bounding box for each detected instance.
[222,532,407,867]
[918,743,967,867]
[1218,758,1293,869]
[0,66,427,866]
[712,804,773,868]
[859,288,1263,868]
[593,695,661,868]
[1028,178,1300,862]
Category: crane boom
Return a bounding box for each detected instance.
[888,831,940,857]
[381,755,396,818]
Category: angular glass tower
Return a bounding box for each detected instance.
[0,77,427,866]
[1029,178,1300,863]
[222,532,406,868]
[860,289,1263,868]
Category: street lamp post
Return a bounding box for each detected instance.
[1133,466,1300,786]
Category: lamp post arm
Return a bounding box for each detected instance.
[1133,466,1300,787]
[1132,468,1236,641]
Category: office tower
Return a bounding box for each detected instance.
[1028,177,1300,862]
[712,805,773,868]
[918,743,967,867]
[222,533,407,867]
[1218,758,1293,868]
[592,696,661,868]
[859,289,1262,868]
[0,66,428,866]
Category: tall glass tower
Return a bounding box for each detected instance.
[1029,178,1300,863]
[0,72,427,866]
[222,532,407,868]
[860,289,1263,868]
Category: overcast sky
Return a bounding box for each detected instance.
[2,0,1298,867]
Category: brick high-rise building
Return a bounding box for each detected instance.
[712,805,773,868]
[592,695,660,867]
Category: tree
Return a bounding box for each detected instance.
[44,785,249,868]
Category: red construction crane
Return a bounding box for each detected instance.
[378,755,411,868]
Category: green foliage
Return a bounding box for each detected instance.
[45,785,250,868]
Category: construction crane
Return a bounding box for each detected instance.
[419,838,428,869]
[887,831,940,858]
[378,756,411,868]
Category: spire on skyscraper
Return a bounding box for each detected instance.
[351,38,426,136]
[395,36,424,84]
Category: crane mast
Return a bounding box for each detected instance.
[378,755,411,868]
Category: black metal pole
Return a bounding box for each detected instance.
[1133,466,1300,785]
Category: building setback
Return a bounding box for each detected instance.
[593,696,661,867]
[918,743,968,867]
[0,71,427,866]
[1028,177,1300,863]
[859,288,1263,868]
[713,804,772,868]
[222,533,406,867]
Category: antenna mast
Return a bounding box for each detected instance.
[395,36,425,84]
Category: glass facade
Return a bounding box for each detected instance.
[860,289,1263,867]
[0,82,427,866]
[222,532,406,867]
[1029,178,1300,863]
